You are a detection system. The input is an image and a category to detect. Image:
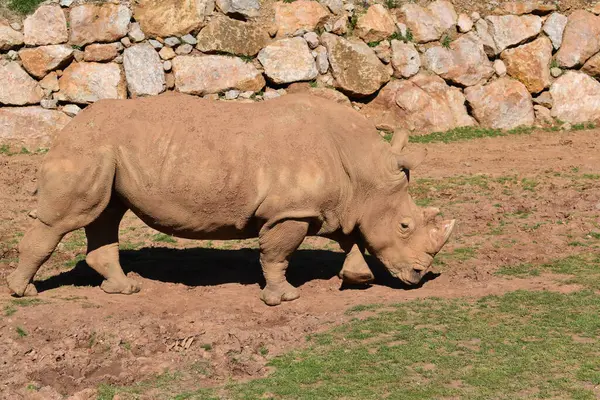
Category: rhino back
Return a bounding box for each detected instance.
[47,93,385,238]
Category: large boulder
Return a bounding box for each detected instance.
[422,32,494,87]
[70,4,132,46]
[0,22,24,51]
[172,55,265,95]
[485,15,542,53]
[134,0,214,37]
[274,0,329,38]
[18,45,74,79]
[501,36,552,94]
[196,17,269,57]
[123,43,166,97]
[360,72,475,133]
[0,62,44,106]
[542,12,567,50]
[0,107,71,147]
[582,53,600,78]
[391,40,420,79]
[321,33,389,97]
[551,72,600,123]
[23,5,68,46]
[400,1,457,43]
[465,77,534,129]
[355,4,396,43]
[555,10,600,68]
[258,37,317,84]
[216,0,259,19]
[57,62,127,104]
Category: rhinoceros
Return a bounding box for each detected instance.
[6,92,455,306]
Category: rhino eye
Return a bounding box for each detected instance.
[400,222,410,229]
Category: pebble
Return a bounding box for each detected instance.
[175,44,193,55]
[180,34,197,45]
[59,0,74,6]
[550,67,562,78]
[120,37,132,48]
[148,39,163,50]
[224,89,240,100]
[10,22,21,31]
[62,104,82,117]
[303,32,319,49]
[41,99,58,109]
[163,60,172,71]
[164,37,181,47]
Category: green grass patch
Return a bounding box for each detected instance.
[5,0,43,14]
[151,233,177,244]
[16,326,27,337]
[409,126,535,144]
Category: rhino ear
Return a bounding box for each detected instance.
[390,129,409,153]
[395,148,427,172]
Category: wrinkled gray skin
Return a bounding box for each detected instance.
[6,93,455,306]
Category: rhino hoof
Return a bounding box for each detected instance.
[100,278,141,295]
[260,282,299,306]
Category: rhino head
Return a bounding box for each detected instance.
[358,130,456,285]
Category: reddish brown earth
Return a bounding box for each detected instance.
[0,128,599,399]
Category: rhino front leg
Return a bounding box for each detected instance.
[338,240,374,285]
[258,219,309,306]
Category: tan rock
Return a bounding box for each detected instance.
[0,62,44,105]
[58,62,127,104]
[493,59,507,76]
[457,13,473,33]
[18,45,74,79]
[70,4,132,46]
[216,0,259,19]
[0,22,24,51]
[474,18,498,56]
[84,43,120,62]
[555,10,600,68]
[534,104,553,125]
[391,40,420,78]
[582,53,600,78]
[551,71,600,123]
[23,5,68,46]
[40,72,59,92]
[422,32,494,87]
[274,0,329,38]
[172,55,265,95]
[533,91,552,108]
[465,77,534,129]
[0,107,71,146]
[159,47,177,60]
[355,4,396,43]
[501,1,556,15]
[134,0,214,38]
[123,43,166,97]
[542,12,567,50]
[331,14,348,35]
[592,2,600,15]
[485,15,542,53]
[321,33,389,97]
[258,37,317,84]
[400,1,457,43]
[360,72,475,133]
[501,36,552,93]
[196,17,269,57]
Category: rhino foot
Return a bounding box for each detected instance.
[6,270,38,297]
[260,282,299,306]
[100,278,141,295]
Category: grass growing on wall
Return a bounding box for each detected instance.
[2,0,44,14]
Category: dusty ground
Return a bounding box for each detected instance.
[0,128,599,399]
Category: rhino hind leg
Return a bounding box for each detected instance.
[85,201,141,295]
[258,219,309,306]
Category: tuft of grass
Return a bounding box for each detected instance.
[152,233,177,244]
[309,80,318,88]
[4,305,17,316]
[384,0,397,8]
[6,0,44,14]
[441,35,451,49]
[201,343,213,351]
[16,326,27,338]
[367,40,381,47]
[550,58,560,69]
[239,54,253,63]
[409,126,535,144]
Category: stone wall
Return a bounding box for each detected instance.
[1,0,600,147]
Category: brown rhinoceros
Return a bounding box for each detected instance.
[6,92,455,306]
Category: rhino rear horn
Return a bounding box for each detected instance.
[390,129,410,153]
[395,148,427,172]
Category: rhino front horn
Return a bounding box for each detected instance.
[439,219,456,248]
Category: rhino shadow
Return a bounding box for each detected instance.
[35,247,439,293]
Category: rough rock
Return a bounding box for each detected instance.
[360,72,475,133]
[330,14,348,35]
[181,34,198,45]
[70,4,132,46]
[216,0,260,19]
[320,0,343,14]
[373,41,391,64]
[123,43,166,97]
[493,59,507,76]
[134,0,214,37]
[542,12,567,50]
[314,45,329,74]
[121,37,132,48]
[274,0,329,38]
[355,4,396,43]
[501,1,556,15]
[534,104,553,125]
[224,89,240,99]
[391,40,420,78]
[400,1,457,43]
[550,67,562,78]
[0,107,71,145]
[59,0,74,7]
[555,10,600,68]
[84,43,120,62]
[465,77,534,129]
[149,39,163,49]
[501,36,552,93]
[196,17,269,57]
[533,91,552,108]
[175,44,194,55]
[165,37,181,47]
[62,104,81,117]
[128,22,146,43]
[258,38,317,84]
[457,13,473,33]
[18,45,74,79]
[551,71,600,123]
[40,72,59,92]
[163,60,172,71]
[58,62,127,104]
[0,22,24,51]
[23,5,68,46]
[582,53,600,78]
[593,2,600,15]
[303,32,319,49]
[41,99,58,109]
[0,62,44,105]
[321,33,389,97]
[485,15,542,53]
[474,18,498,57]
[422,32,494,87]
[159,47,176,60]
[172,55,265,95]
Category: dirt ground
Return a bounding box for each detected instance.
[0,128,599,399]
